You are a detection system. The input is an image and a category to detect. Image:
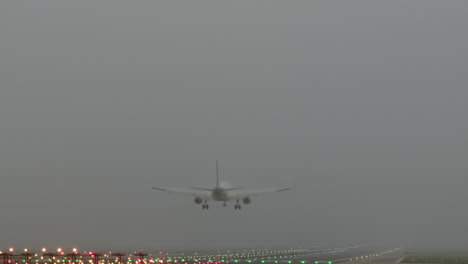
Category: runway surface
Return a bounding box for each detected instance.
[0,246,402,264]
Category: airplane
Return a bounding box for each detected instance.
[152,161,291,210]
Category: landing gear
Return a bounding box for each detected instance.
[223,202,227,207]
[234,198,241,210]
[202,201,209,210]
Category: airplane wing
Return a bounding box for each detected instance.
[229,187,291,197]
[151,187,212,199]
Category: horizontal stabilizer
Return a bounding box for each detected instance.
[223,187,243,191]
[191,187,213,191]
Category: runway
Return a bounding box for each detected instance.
[0,246,401,264]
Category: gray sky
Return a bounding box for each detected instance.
[0,0,467,251]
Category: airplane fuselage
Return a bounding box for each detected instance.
[211,187,230,201]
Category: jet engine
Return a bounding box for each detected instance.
[194,197,203,204]
[242,196,251,204]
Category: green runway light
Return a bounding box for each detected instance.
[288,261,291,264]
[328,262,332,264]
[302,261,305,263]
[234,261,238,263]
[248,261,251,263]
[275,261,278,263]
[262,261,265,263]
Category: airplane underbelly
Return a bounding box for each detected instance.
[212,192,229,201]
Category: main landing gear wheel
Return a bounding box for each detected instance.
[202,204,209,210]
[234,198,241,210]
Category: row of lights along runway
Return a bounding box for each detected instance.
[0,247,396,264]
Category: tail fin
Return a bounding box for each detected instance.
[216,160,220,188]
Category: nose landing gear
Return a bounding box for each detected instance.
[202,200,209,210]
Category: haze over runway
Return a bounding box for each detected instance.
[0,1,467,250]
